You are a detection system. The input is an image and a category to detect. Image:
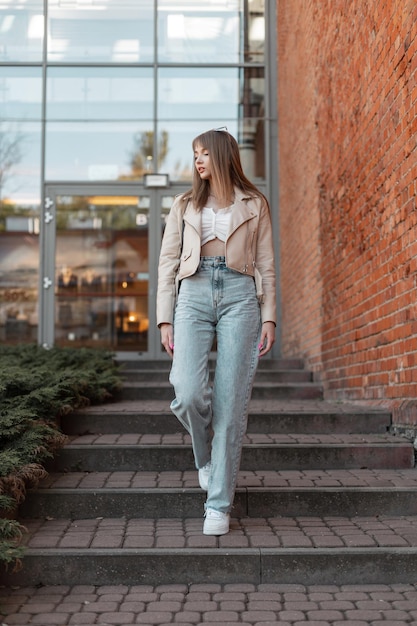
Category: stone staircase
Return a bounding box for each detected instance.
[3,358,417,587]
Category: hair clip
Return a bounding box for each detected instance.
[213,126,228,132]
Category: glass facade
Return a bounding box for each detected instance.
[0,0,276,356]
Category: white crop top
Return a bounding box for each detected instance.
[201,206,232,246]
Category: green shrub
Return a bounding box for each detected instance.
[0,344,122,571]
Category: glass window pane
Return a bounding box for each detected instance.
[0,232,39,345]
[0,230,39,344]
[0,67,42,119]
[0,121,42,206]
[46,67,153,121]
[158,66,264,124]
[0,117,41,346]
[157,0,264,63]
[45,122,156,181]
[247,0,265,62]
[157,119,265,182]
[0,1,44,62]
[157,66,265,178]
[158,67,240,120]
[47,0,154,63]
[55,195,149,352]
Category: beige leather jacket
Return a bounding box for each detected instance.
[157,188,276,326]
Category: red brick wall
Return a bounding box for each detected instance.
[277,0,417,428]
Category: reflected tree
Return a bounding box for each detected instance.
[0,123,23,205]
[55,196,92,230]
[172,158,193,181]
[123,130,169,179]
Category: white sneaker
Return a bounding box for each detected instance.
[203,508,230,535]
[198,460,211,491]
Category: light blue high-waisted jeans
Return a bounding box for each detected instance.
[169,256,261,514]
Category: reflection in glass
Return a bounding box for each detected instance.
[46,67,153,121]
[0,67,42,205]
[47,0,154,63]
[0,232,39,344]
[0,1,44,62]
[0,100,41,341]
[45,122,156,181]
[143,119,265,183]
[0,67,42,119]
[158,67,239,121]
[157,65,265,180]
[246,0,265,62]
[158,66,264,120]
[159,194,174,354]
[0,121,42,207]
[157,0,264,63]
[55,195,149,351]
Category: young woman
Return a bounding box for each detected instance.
[157,128,276,535]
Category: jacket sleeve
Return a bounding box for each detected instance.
[256,198,277,325]
[156,196,184,326]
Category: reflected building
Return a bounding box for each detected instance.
[0,0,277,357]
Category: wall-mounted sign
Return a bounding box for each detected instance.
[144,173,170,188]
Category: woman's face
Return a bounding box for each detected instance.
[194,143,212,181]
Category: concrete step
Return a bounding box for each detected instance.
[120,381,324,401]
[46,433,414,473]
[62,399,392,435]
[5,515,417,586]
[120,368,314,383]
[19,469,417,519]
[118,358,306,371]
[9,351,415,592]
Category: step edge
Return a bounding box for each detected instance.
[18,546,417,556]
[61,441,414,450]
[26,485,417,495]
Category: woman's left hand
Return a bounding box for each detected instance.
[258,321,276,357]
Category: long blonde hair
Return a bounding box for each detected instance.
[184,129,265,211]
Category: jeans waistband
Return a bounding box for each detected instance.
[199,256,226,269]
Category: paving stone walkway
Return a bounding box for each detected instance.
[2,582,417,625]
[18,515,417,550]
[41,468,417,490]
[65,433,406,445]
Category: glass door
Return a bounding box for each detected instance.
[41,183,178,357]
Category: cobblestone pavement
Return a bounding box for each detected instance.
[40,468,417,490]
[18,515,417,550]
[2,583,417,625]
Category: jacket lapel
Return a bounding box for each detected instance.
[182,190,257,238]
[183,204,201,234]
[229,192,257,235]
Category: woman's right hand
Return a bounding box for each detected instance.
[160,323,174,358]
